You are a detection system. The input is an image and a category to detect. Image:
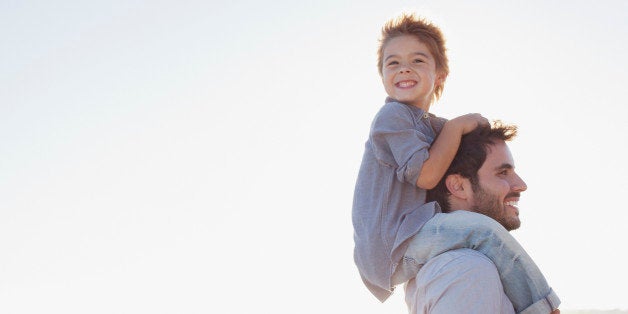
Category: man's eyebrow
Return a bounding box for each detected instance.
[495,163,514,171]
[383,52,430,62]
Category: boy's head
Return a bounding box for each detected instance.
[377,13,449,107]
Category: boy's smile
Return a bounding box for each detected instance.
[381,35,442,111]
[396,80,417,88]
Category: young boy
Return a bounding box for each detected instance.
[352,13,560,313]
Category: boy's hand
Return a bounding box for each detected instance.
[449,113,489,135]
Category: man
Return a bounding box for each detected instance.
[404,123,561,314]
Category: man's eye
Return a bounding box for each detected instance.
[413,59,424,63]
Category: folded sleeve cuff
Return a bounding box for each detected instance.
[519,288,560,314]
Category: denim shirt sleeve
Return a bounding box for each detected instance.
[370,102,430,186]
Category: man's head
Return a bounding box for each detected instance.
[377,13,449,108]
[427,122,527,231]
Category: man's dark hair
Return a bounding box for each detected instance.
[427,121,518,212]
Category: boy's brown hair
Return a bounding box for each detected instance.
[377,13,449,102]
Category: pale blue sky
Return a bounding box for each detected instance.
[1,1,627,313]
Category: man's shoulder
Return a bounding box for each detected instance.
[422,248,497,277]
[410,249,515,314]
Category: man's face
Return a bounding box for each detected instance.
[469,141,527,231]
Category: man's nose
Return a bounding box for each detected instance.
[513,174,527,192]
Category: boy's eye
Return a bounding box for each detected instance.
[387,61,399,66]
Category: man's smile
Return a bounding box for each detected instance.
[504,200,519,209]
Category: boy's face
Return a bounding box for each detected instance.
[381,35,442,110]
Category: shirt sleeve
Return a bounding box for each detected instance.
[407,249,515,314]
[370,103,430,185]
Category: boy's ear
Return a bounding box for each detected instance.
[435,73,446,87]
[445,174,472,200]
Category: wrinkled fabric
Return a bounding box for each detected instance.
[405,249,515,314]
[397,211,560,313]
[353,100,445,301]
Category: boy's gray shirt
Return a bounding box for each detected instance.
[352,100,446,301]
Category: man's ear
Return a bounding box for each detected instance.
[445,174,472,200]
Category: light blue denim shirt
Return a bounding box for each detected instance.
[352,99,446,301]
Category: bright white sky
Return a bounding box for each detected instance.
[1,1,627,313]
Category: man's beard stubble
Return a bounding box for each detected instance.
[470,184,521,231]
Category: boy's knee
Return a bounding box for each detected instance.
[448,211,508,235]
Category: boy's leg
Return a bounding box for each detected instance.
[404,211,560,314]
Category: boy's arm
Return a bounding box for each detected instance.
[416,113,488,189]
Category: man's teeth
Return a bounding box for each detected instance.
[505,201,518,207]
